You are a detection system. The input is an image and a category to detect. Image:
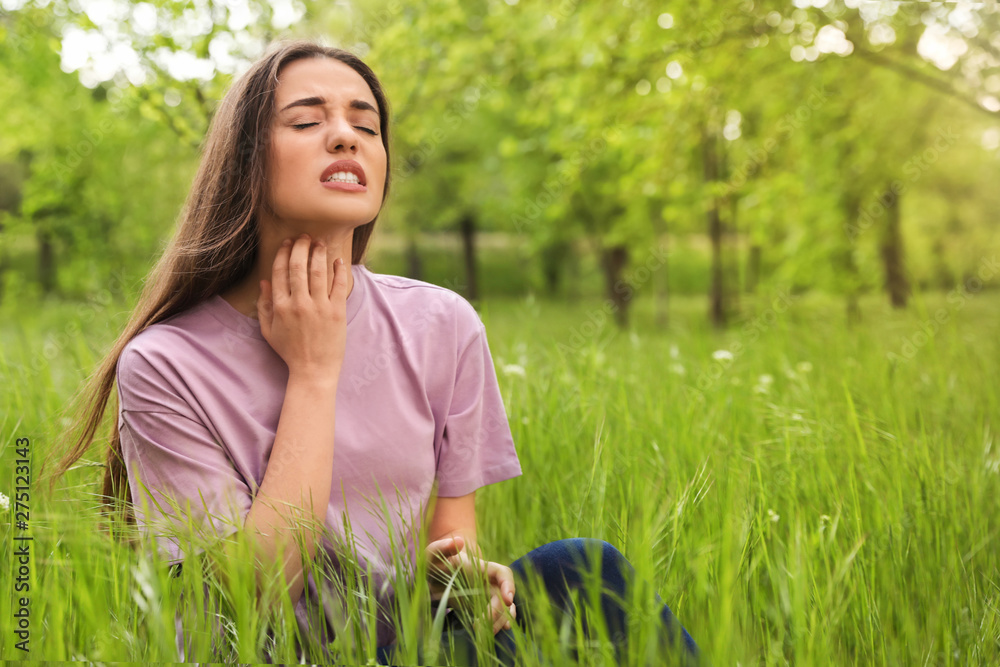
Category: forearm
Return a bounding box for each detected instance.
[243,372,338,604]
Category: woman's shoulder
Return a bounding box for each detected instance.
[117,299,222,374]
[359,266,484,336]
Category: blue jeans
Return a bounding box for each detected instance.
[376,538,698,666]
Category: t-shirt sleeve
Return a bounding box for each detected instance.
[434,308,522,497]
[117,342,253,565]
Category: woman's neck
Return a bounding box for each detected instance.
[220,227,356,319]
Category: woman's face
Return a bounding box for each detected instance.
[264,56,387,232]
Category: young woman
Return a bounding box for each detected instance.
[54,39,697,665]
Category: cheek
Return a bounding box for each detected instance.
[375,147,388,189]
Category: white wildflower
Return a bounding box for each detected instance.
[501,364,526,378]
[712,349,734,361]
[670,344,680,359]
[753,374,774,394]
[0,491,9,512]
[669,362,686,376]
[629,331,640,348]
[767,508,780,523]
[796,361,813,373]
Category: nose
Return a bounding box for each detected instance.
[326,114,358,153]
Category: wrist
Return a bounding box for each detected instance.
[287,367,341,391]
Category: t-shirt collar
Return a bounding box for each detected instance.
[210,263,368,340]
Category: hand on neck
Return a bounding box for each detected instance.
[220,226,356,319]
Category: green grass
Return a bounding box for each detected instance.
[1,286,999,665]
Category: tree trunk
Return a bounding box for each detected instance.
[0,219,7,306]
[727,194,740,316]
[0,246,7,306]
[932,238,952,289]
[702,123,726,329]
[405,235,423,281]
[459,214,478,303]
[747,244,761,294]
[38,226,56,294]
[601,245,630,328]
[540,239,569,296]
[880,183,909,309]
[566,242,581,303]
[841,192,863,325]
[655,233,669,329]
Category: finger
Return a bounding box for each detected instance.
[426,537,464,579]
[487,563,515,603]
[330,257,350,301]
[490,594,505,635]
[426,536,462,560]
[428,535,467,560]
[501,602,515,632]
[308,242,326,298]
[500,577,515,604]
[271,238,293,300]
[257,279,272,338]
[288,234,311,296]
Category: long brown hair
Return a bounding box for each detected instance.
[45,39,393,518]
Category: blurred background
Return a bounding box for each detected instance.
[0,0,997,326]
[2,4,1000,663]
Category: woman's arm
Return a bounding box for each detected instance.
[428,492,478,549]
[426,492,516,633]
[240,372,338,605]
[237,235,349,605]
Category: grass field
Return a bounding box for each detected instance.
[1,285,998,665]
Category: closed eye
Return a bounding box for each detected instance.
[292,122,378,136]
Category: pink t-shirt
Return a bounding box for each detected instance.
[116,263,521,649]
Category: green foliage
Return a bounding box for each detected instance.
[1,0,998,315]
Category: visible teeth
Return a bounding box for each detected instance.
[326,171,360,183]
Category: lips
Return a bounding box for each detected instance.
[320,160,367,186]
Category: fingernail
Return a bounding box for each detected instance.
[282,239,292,247]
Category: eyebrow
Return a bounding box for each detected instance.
[278,96,379,117]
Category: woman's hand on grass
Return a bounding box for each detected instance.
[426,535,517,635]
